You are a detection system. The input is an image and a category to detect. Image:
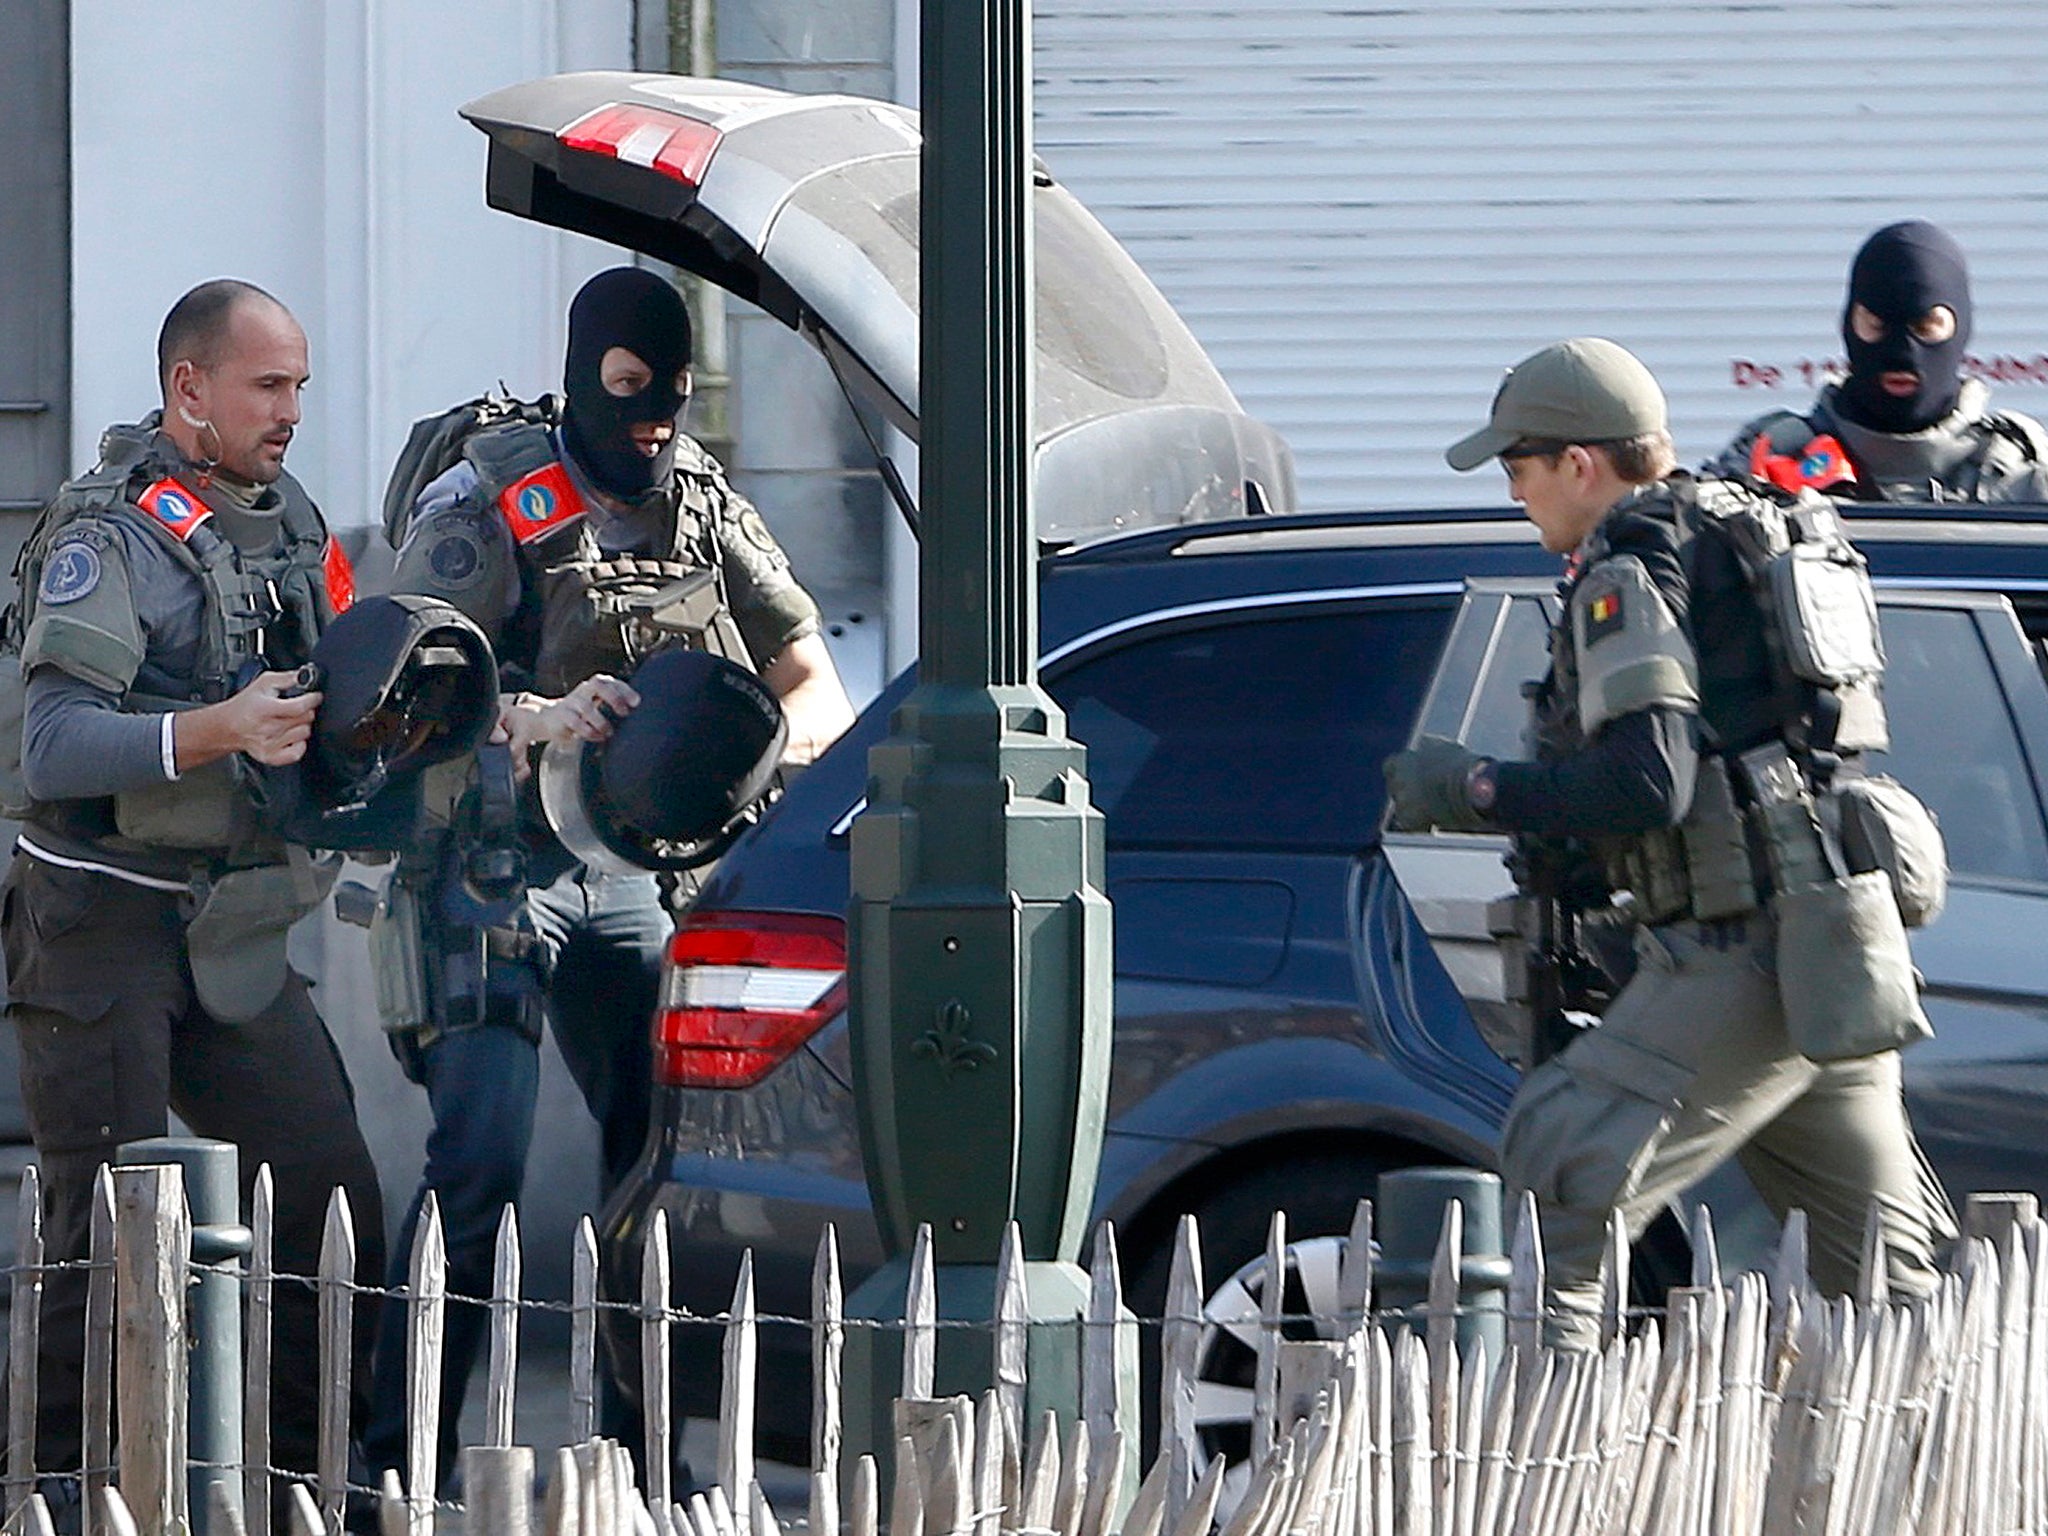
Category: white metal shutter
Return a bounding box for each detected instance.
[1033,0,2048,510]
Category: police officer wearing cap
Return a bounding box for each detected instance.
[0,279,384,1502]
[367,265,853,1482]
[1384,337,1956,1348]
[1716,220,2048,501]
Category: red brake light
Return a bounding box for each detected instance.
[559,104,721,186]
[652,912,847,1089]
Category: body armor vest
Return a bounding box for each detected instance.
[462,421,754,695]
[1,420,334,869]
[1536,476,1889,925]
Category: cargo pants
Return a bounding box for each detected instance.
[1500,910,1958,1349]
[0,853,386,1484]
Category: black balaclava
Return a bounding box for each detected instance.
[1837,220,1973,434]
[561,267,693,498]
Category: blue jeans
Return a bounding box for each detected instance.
[363,865,668,1482]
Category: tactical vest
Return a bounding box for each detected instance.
[460,420,754,695]
[0,421,334,870]
[1740,385,2048,503]
[1537,476,1889,924]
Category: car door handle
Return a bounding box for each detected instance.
[0,401,49,415]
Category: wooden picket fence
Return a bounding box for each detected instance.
[5,1156,2048,1536]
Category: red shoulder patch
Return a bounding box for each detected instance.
[134,478,212,542]
[1749,433,1860,494]
[322,536,356,613]
[495,461,587,545]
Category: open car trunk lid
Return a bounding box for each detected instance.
[460,71,1295,543]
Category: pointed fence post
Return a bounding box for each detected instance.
[887,1437,923,1536]
[1078,1428,1125,1536]
[112,1162,189,1536]
[1338,1199,1374,1333]
[849,1453,879,1536]
[571,1217,600,1446]
[85,1167,116,1536]
[543,1447,579,1536]
[642,1210,674,1521]
[1253,1212,1284,1465]
[488,1205,522,1450]
[993,1226,1029,1451]
[243,1168,274,1536]
[719,1252,758,1527]
[1082,1221,1137,1510]
[1159,1215,1202,1535]
[1507,1191,1544,1364]
[1599,1209,1628,1350]
[903,1225,936,1402]
[972,1390,1004,1536]
[317,1189,358,1536]
[405,1193,447,1536]
[811,1227,843,1536]
[7,1163,43,1524]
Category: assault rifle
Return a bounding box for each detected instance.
[1490,836,1616,1069]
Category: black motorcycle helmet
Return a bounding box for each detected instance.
[539,648,787,872]
[253,594,500,849]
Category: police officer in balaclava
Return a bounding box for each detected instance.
[561,265,695,500]
[1715,219,2048,502]
[368,267,854,1496]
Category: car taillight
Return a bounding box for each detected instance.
[652,912,847,1088]
[558,103,722,186]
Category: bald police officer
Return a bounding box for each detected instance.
[1716,221,2048,502]
[363,266,852,1483]
[0,279,384,1505]
[1386,338,1956,1347]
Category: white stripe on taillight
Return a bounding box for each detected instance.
[665,964,842,1013]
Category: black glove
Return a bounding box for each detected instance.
[1384,735,1490,832]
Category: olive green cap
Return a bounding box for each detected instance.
[1445,337,1668,471]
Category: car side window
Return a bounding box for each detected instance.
[1463,597,1553,762]
[1048,601,1455,849]
[1867,605,2048,885]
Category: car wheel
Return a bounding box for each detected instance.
[1122,1150,1391,1460]
[1190,1229,1356,1514]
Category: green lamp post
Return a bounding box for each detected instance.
[842,0,1128,1482]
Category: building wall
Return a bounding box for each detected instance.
[71,0,642,1310]
[706,0,904,694]
[71,0,633,538]
[1031,0,2048,511]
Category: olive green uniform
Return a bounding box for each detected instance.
[1495,478,1956,1347]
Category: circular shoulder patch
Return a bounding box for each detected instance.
[426,528,487,591]
[40,540,103,606]
[737,508,780,554]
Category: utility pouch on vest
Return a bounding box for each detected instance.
[1836,774,1948,929]
[186,853,339,1023]
[115,755,260,850]
[1773,870,1932,1061]
[1680,755,1758,920]
[0,654,29,821]
[1736,743,1832,894]
[366,873,432,1034]
[1771,541,1885,687]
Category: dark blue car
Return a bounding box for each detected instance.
[600,505,2048,1463]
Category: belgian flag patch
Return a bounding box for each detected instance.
[1584,583,1625,646]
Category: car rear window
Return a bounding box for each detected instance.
[1048,601,1455,850]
